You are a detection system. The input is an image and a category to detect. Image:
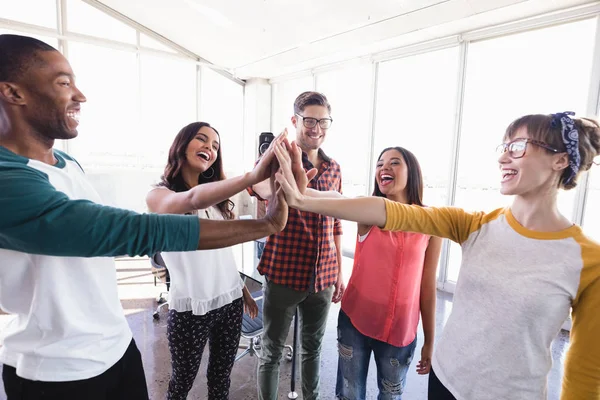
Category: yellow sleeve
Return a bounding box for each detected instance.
[561,239,600,399]
[382,199,502,245]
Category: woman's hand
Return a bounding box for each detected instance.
[249,130,288,184]
[287,141,317,194]
[273,141,309,209]
[243,292,259,319]
[416,342,433,375]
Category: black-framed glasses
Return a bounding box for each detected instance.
[496,138,559,159]
[295,113,333,130]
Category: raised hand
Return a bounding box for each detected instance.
[288,141,317,193]
[273,141,304,209]
[264,172,289,232]
[250,129,288,184]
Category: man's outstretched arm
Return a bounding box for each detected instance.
[197,181,287,249]
[0,166,287,257]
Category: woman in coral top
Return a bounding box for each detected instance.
[336,146,442,400]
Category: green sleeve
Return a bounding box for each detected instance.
[0,164,200,257]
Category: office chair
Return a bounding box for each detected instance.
[236,272,265,362]
[235,272,295,363]
[150,252,170,320]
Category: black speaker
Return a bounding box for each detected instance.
[258,132,275,155]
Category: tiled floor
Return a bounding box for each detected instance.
[0,257,570,399]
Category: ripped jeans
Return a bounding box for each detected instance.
[335,310,416,400]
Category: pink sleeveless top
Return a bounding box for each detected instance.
[341,226,430,347]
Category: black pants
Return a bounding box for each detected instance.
[428,368,457,400]
[167,298,243,400]
[2,339,148,400]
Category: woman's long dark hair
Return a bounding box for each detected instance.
[372,146,424,207]
[158,121,234,220]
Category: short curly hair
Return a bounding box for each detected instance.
[0,34,57,83]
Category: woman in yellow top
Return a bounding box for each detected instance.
[272,113,600,400]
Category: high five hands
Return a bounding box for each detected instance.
[256,128,317,208]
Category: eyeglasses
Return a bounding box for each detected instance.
[496,138,559,159]
[295,113,333,130]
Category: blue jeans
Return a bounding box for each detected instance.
[336,310,417,400]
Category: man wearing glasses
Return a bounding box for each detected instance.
[249,91,343,400]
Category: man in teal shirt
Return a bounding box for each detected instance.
[0,34,287,400]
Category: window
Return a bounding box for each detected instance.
[140,33,178,53]
[374,47,460,208]
[66,42,149,212]
[316,63,373,252]
[199,67,245,271]
[139,53,198,170]
[0,0,57,28]
[0,29,58,49]
[200,67,244,176]
[271,76,314,134]
[447,19,597,282]
[67,42,138,169]
[375,47,460,278]
[66,0,136,44]
[0,0,248,273]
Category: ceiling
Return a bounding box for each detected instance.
[96,0,598,79]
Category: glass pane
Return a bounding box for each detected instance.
[0,0,57,28]
[375,47,460,278]
[66,0,136,44]
[271,76,314,134]
[0,29,58,49]
[67,42,138,168]
[200,67,244,176]
[375,47,460,208]
[140,33,177,53]
[66,42,147,212]
[140,54,197,172]
[448,19,597,282]
[316,63,373,252]
[199,68,245,271]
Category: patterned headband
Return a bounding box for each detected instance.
[550,111,580,185]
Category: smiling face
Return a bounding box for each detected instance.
[375,149,409,199]
[184,125,219,174]
[497,127,567,198]
[6,50,87,140]
[161,122,227,193]
[291,105,331,151]
[372,146,424,205]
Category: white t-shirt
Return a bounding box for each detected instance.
[0,147,200,381]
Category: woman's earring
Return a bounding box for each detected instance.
[202,167,215,179]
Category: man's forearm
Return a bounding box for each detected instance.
[197,218,275,249]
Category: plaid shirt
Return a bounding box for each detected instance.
[249,149,343,292]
